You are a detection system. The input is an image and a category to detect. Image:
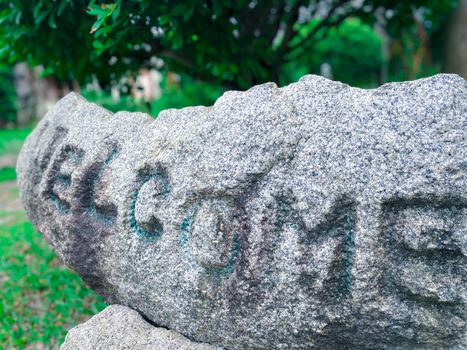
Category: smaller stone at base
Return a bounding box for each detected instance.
[60,305,221,350]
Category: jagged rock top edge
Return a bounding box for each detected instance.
[50,73,465,126]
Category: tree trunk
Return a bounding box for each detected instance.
[13,63,80,126]
[444,0,467,78]
[13,63,37,127]
[374,7,390,85]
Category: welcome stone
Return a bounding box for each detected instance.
[17,74,466,349]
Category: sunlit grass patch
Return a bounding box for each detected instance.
[0,129,32,157]
[0,167,16,182]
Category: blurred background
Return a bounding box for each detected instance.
[0,0,465,348]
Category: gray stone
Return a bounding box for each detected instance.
[17,74,466,349]
[60,305,220,350]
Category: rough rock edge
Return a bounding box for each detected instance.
[60,305,222,350]
[56,73,463,123]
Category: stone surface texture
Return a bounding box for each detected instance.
[60,305,219,350]
[17,74,466,349]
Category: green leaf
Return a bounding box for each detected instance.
[34,11,48,26]
[94,25,112,38]
[111,0,121,20]
[171,4,186,16]
[87,4,106,16]
[48,14,57,29]
[14,10,22,25]
[58,0,69,16]
[172,31,183,49]
[88,3,118,33]
[90,18,105,33]
[92,39,104,50]
[159,15,170,25]
[0,9,12,25]
[213,1,222,16]
[0,46,9,59]
[183,6,194,21]
[33,2,43,19]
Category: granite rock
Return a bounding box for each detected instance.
[60,305,219,350]
[17,74,467,349]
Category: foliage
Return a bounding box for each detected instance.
[0,63,17,125]
[1,0,98,84]
[149,74,225,116]
[385,5,451,81]
[0,0,458,89]
[284,17,383,87]
[0,215,107,348]
[83,73,225,117]
[83,89,151,114]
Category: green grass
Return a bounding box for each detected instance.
[0,127,107,347]
[0,167,16,182]
[0,129,31,157]
[0,128,30,183]
[0,211,107,349]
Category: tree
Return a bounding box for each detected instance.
[0,62,16,126]
[444,0,467,78]
[0,0,459,90]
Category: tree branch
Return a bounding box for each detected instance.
[274,1,304,55]
[284,11,353,63]
[159,49,193,68]
[286,0,349,54]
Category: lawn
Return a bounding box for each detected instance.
[0,128,107,349]
[0,129,32,157]
[0,128,31,182]
[0,167,16,182]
